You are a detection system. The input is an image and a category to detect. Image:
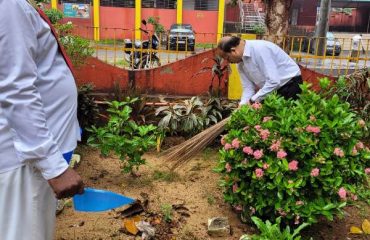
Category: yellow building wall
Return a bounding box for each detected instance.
[227,34,257,100]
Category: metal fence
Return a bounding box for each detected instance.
[71,26,370,75]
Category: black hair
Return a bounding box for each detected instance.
[218,36,241,53]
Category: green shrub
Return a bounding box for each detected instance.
[155,96,230,137]
[240,217,310,240]
[252,24,266,35]
[77,84,99,142]
[216,83,370,226]
[59,35,94,67]
[88,99,157,174]
[44,8,63,24]
[320,71,369,132]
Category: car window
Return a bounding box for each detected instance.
[170,29,193,34]
[170,24,193,31]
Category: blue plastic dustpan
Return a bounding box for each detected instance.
[73,188,135,212]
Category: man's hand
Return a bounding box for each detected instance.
[238,101,251,109]
[48,168,84,199]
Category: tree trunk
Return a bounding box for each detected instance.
[264,0,294,46]
[315,0,331,56]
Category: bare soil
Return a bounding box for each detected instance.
[55,145,369,240]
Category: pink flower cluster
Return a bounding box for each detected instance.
[243,146,264,160]
[356,141,364,149]
[333,147,344,157]
[306,125,321,134]
[254,124,270,141]
[263,163,269,170]
[358,119,366,127]
[250,207,256,215]
[338,187,346,200]
[251,102,262,110]
[310,168,320,177]
[269,140,281,152]
[224,143,232,150]
[254,125,261,131]
[277,208,287,217]
[234,205,242,211]
[224,138,241,150]
[243,146,253,155]
[294,215,301,225]
[263,116,272,122]
[277,150,287,159]
[365,168,370,174]
[232,138,240,148]
[253,150,264,160]
[220,135,226,145]
[225,163,232,172]
[259,129,270,141]
[295,200,304,206]
[255,168,264,178]
[232,183,238,193]
[288,160,299,171]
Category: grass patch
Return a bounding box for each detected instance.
[160,203,173,222]
[195,43,215,49]
[152,170,180,182]
[178,226,201,240]
[206,194,216,205]
[114,59,130,68]
[190,162,203,171]
[97,39,125,45]
[202,147,216,160]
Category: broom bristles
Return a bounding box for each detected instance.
[162,117,230,170]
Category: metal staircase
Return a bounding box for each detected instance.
[238,0,266,31]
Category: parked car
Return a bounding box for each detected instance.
[167,24,195,51]
[302,32,341,56]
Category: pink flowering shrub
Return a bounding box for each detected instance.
[216,83,370,226]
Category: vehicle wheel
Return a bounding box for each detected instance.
[302,45,307,52]
[140,56,161,69]
[188,46,195,52]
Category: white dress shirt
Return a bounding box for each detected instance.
[0,0,80,180]
[237,40,301,104]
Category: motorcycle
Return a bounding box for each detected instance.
[124,20,161,69]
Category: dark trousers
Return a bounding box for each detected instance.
[277,75,303,100]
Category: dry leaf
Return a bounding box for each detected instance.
[350,226,363,234]
[122,216,141,235]
[362,219,370,234]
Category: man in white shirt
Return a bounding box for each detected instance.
[0,0,84,239]
[217,36,302,105]
[350,34,365,62]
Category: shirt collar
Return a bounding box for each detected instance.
[243,40,251,57]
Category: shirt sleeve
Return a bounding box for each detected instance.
[237,64,255,105]
[0,1,68,180]
[250,47,280,102]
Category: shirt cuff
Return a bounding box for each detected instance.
[240,99,249,105]
[250,94,260,102]
[34,151,69,180]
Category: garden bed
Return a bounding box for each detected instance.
[55,145,369,240]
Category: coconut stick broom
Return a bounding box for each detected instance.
[162,116,230,170]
